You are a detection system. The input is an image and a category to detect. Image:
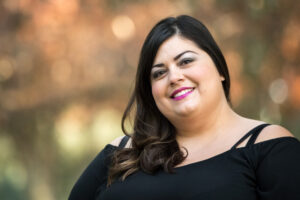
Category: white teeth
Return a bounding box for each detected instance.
[174,89,193,98]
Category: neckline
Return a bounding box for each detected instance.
[173,136,297,169]
[106,136,298,169]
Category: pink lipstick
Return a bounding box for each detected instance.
[172,88,194,101]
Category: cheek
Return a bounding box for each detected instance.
[151,84,165,113]
[151,82,169,111]
[151,84,161,101]
[186,65,207,83]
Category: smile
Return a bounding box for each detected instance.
[172,88,194,101]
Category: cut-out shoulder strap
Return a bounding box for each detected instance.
[231,123,271,150]
[118,135,130,148]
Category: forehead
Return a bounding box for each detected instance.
[153,35,201,64]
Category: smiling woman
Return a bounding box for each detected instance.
[151,36,226,120]
[69,15,300,200]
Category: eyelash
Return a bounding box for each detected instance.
[152,58,194,79]
[152,70,166,79]
[179,58,193,66]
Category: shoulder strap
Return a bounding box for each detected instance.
[245,124,272,146]
[231,123,271,150]
[118,135,130,148]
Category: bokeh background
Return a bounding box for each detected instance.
[0,0,299,199]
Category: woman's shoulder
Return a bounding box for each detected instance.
[254,122,295,144]
[242,120,300,161]
[109,135,132,148]
[239,118,295,144]
[233,118,296,149]
[252,124,300,199]
[240,121,300,168]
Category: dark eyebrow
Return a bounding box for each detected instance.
[152,50,198,68]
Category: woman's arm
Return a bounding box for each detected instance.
[68,136,131,200]
[255,127,300,200]
[68,144,115,200]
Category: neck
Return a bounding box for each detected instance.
[173,99,241,145]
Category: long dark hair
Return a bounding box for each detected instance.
[107,15,231,185]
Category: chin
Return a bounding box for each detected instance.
[174,104,199,117]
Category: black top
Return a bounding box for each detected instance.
[69,124,300,200]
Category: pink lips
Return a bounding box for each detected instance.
[171,87,194,101]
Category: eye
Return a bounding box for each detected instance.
[179,58,194,66]
[152,70,166,79]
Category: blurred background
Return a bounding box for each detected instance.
[0,0,299,199]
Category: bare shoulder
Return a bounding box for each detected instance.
[109,136,124,146]
[109,135,132,148]
[255,124,295,144]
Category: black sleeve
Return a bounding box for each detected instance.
[256,137,300,200]
[68,145,115,200]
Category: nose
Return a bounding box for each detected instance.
[168,65,184,86]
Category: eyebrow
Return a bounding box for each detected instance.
[152,50,198,68]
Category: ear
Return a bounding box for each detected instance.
[220,76,225,81]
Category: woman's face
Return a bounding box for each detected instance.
[150,35,225,122]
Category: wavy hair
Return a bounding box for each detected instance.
[107,15,231,186]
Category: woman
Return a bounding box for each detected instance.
[69,15,300,200]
